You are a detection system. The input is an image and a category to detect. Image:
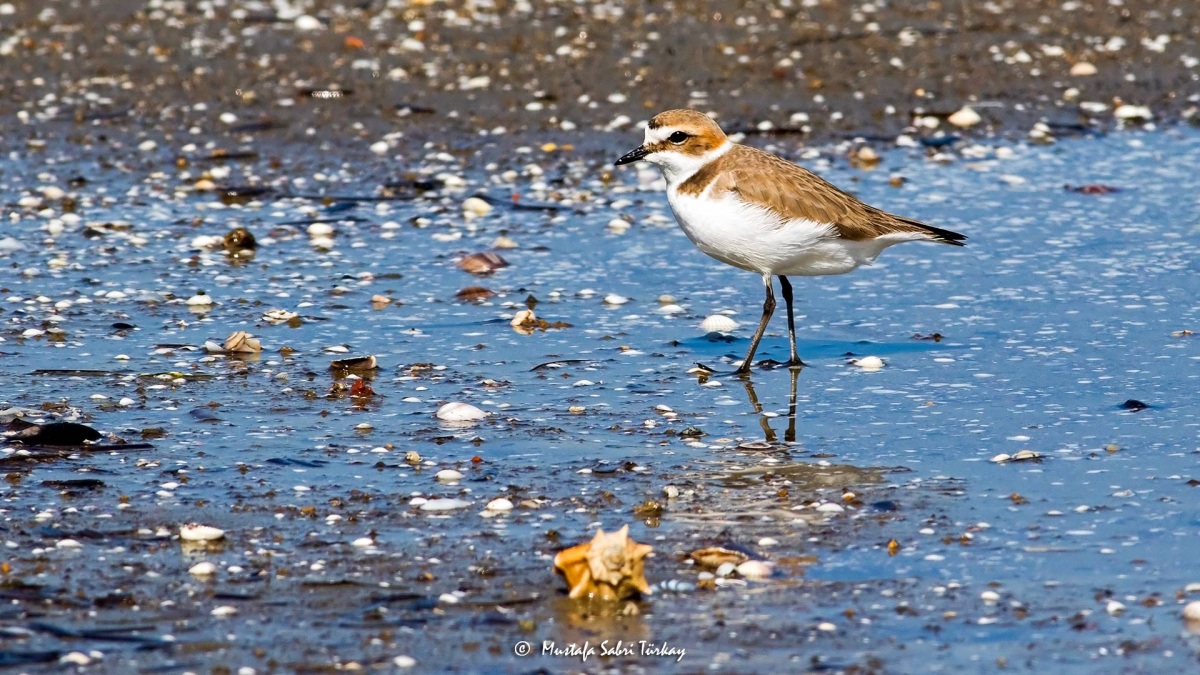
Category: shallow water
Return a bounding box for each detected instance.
[1,127,1199,672]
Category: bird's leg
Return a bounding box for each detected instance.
[737,274,775,374]
[778,275,805,368]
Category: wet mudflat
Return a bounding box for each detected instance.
[3,1,1200,673]
[2,120,1200,672]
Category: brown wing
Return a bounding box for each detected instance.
[722,145,966,245]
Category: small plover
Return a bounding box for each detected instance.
[615,109,966,374]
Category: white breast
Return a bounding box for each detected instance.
[666,187,877,277]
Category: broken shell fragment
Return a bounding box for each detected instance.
[180,524,226,542]
[688,546,751,569]
[263,309,299,324]
[457,252,508,275]
[700,315,738,334]
[223,331,262,354]
[553,525,653,601]
[223,227,257,252]
[511,308,537,327]
[436,402,487,422]
[329,355,378,373]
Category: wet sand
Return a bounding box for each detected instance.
[3,0,1197,163]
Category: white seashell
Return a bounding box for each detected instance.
[990,453,1012,463]
[948,106,982,128]
[56,539,82,549]
[189,561,217,576]
[817,622,837,632]
[485,497,514,512]
[700,315,738,333]
[607,218,631,232]
[736,560,774,581]
[1114,104,1152,121]
[852,356,885,370]
[1106,600,1125,616]
[307,223,334,237]
[436,402,487,422]
[603,293,629,305]
[758,537,779,547]
[211,605,238,617]
[263,309,298,323]
[980,590,1000,603]
[817,502,845,513]
[715,562,737,577]
[351,537,375,547]
[1070,61,1098,76]
[393,656,417,669]
[462,196,493,217]
[186,292,214,306]
[420,498,472,512]
[435,469,464,483]
[1184,600,1200,621]
[511,309,536,327]
[657,579,696,593]
[60,652,91,666]
[294,14,322,31]
[438,593,460,604]
[370,141,389,156]
[180,523,226,542]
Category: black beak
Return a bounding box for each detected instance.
[614,145,649,166]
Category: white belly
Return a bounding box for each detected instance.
[666,189,884,276]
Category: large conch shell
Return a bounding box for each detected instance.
[553,525,653,601]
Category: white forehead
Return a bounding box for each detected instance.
[643,125,676,144]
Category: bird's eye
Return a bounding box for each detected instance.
[668,131,689,144]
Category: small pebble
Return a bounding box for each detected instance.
[211,605,238,617]
[435,469,464,483]
[603,293,629,305]
[351,537,375,547]
[393,656,417,669]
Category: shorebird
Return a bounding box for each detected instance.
[615,109,966,374]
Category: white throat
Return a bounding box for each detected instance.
[645,137,732,187]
